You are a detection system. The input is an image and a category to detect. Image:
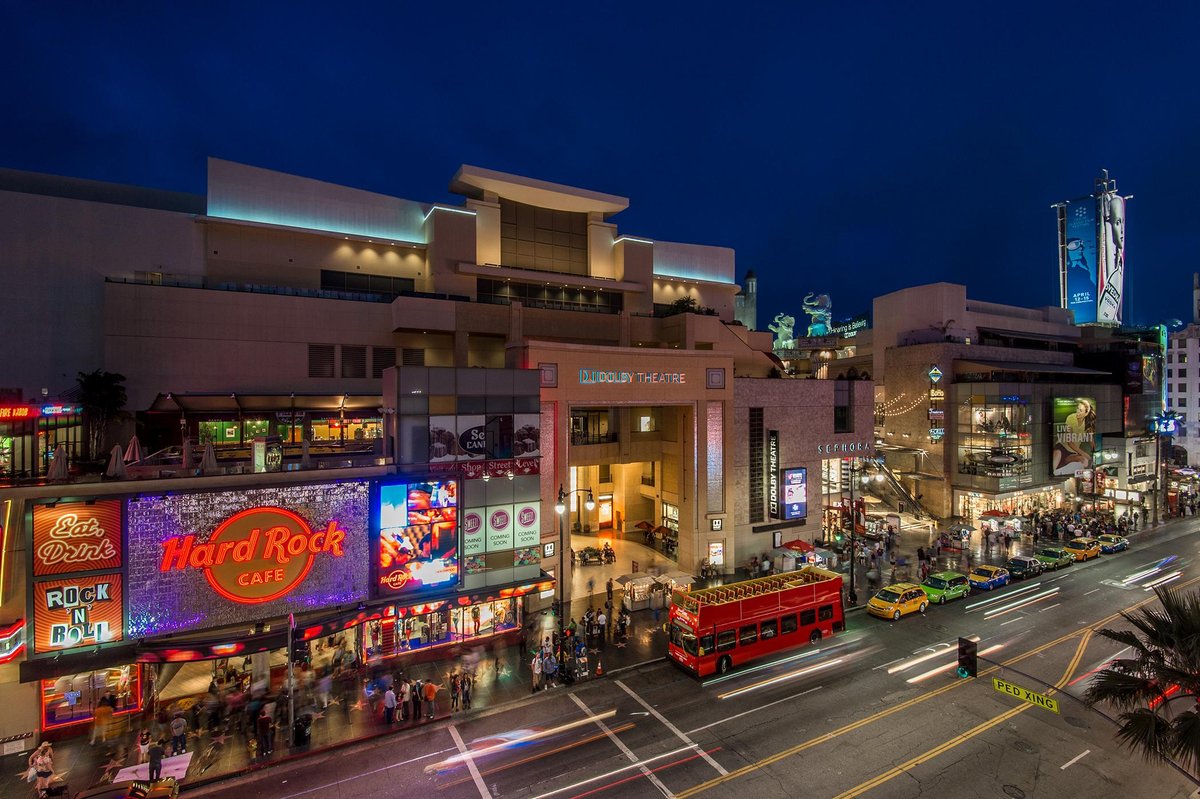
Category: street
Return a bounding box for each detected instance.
[188,520,1200,799]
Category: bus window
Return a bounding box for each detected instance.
[739,624,758,646]
[700,634,715,654]
[670,623,698,655]
[800,608,816,626]
[818,605,834,622]
[761,619,778,639]
[781,614,798,634]
[717,630,737,652]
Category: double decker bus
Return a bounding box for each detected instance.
[668,566,844,677]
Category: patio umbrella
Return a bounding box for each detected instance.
[105,445,128,480]
[181,438,193,471]
[980,509,1009,519]
[633,520,654,531]
[200,442,219,474]
[948,523,976,534]
[123,435,144,464]
[301,438,313,469]
[780,539,815,553]
[46,443,69,480]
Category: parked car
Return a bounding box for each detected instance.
[919,571,971,604]
[1005,555,1043,580]
[1097,534,1129,553]
[74,778,181,799]
[867,583,929,620]
[1033,546,1073,570]
[968,564,1010,590]
[1063,538,1101,562]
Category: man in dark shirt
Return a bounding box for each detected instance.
[147,739,165,781]
[256,708,273,757]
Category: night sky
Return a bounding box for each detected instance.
[6,3,1199,330]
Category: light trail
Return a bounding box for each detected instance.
[702,647,826,687]
[1143,570,1183,590]
[982,588,1060,620]
[905,644,1003,684]
[567,748,722,799]
[716,657,845,700]
[530,744,698,799]
[963,581,1044,612]
[887,638,976,675]
[425,710,617,773]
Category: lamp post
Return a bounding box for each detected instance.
[555,485,595,668]
[843,459,885,605]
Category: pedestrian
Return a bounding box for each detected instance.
[606,577,614,603]
[597,610,607,645]
[462,673,473,710]
[137,728,151,764]
[450,673,461,711]
[256,709,273,757]
[169,712,188,755]
[399,679,411,721]
[423,678,438,719]
[383,682,397,725]
[28,741,53,798]
[147,738,165,781]
[530,652,542,694]
[411,679,423,722]
[91,697,114,745]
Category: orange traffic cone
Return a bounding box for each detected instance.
[595,659,604,677]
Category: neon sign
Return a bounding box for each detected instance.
[158,506,347,603]
[0,406,38,420]
[578,369,687,385]
[768,431,780,519]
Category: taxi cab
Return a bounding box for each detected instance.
[919,571,970,604]
[867,583,929,621]
[1063,537,1101,561]
[968,564,1010,590]
[1097,534,1129,553]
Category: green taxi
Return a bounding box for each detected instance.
[1033,546,1073,570]
[919,571,971,604]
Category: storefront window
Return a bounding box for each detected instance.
[42,666,141,731]
[957,400,1033,481]
[199,420,241,445]
[662,502,679,535]
[366,598,521,659]
[310,417,383,443]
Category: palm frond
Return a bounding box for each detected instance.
[1168,709,1200,775]
[1085,670,1167,711]
[1112,708,1173,763]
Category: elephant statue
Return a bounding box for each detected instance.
[768,313,796,350]
[803,292,833,337]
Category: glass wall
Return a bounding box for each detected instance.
[956,395,1035,492]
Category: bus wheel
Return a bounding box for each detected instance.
[717,656,732,675]
[809,630,821,645]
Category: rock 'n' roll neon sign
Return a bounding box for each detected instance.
[158,506,346,603]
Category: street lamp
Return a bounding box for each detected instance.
[555,484,595,667]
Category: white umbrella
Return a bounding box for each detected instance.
[200,442,219,474]
[124,435,144,464]
[105,445,128,479]
[46,443,69,480]
[300,439,312,469]
[948,523,976,534]
[181,438,193,471]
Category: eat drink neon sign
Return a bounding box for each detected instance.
[158,506,346,604]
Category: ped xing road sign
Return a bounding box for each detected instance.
[992,677,1060,714]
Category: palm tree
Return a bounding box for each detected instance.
[1083,585,1200,774]
[77,370,128,461]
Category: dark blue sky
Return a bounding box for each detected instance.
[6,3,1199,330]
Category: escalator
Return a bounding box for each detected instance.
[859,460,933,521]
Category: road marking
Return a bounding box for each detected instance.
[687,686,822,735]
[448,725,493,799]
[1084,588,1101,596]
[569,693,673,798]
[873,656,907,671]
[829,631,1093,799]
[279,746,457,798]
[1039,603,1061,612]
[675,576,1200,798]
[1060,749,1091,770]
[1049,574,1071,582]
[530,745,697,799]
[616,679,728,776]
[1000,618,1023,626]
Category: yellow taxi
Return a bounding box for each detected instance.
[1063,537,1102,561]
[866,582,929,621]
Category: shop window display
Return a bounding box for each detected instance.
[41,665,141,731]
[957,401,1032,479]
[364,598,521,658]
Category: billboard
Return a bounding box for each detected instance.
[782,468,808,520]
[1051,397,1097,477]
[373,479,459,597]
[32,501,122,577]
[1060,198,1098,325]
[33,574,124,654]
[1097,193,1126,324]
[125,481,371,638]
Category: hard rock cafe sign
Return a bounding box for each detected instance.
[32,501,123,577]
[158,506,347,604]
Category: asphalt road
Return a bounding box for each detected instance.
[189,519,1200,799]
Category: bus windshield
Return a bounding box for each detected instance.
[670,622,698,656]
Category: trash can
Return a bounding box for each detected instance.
[293,713,312,746]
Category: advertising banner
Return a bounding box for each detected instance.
[767,431,780,519]
[429,416,464,462]
[375,479,459,597]
[782,468,808,520]
[1097,193,1126,325]
[33,574,124,654]
[1051,397,1097,477]
[514,502,540,548]
[461,508,486,555]
[1061,198,1099,324]
[485,505,515,552]
[32,500,122,577]
[514,414,541,458]
[125,482,371,637]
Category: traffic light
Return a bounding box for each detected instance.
[290,636,310,665]
[957,637,977,678]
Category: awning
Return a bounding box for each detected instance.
[955,359,1110,376]
[147,392,383,414]
[976,327,1081,345]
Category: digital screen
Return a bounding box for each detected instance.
[782,467,808,520]
[375,479,459,597]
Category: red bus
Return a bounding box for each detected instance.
[668,566,844,677]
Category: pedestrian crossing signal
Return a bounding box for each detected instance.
[957,637,977,678]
